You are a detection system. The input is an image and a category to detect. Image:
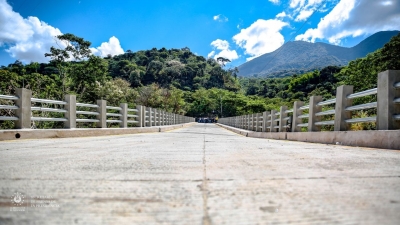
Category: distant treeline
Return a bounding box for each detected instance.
[1,33,399,130]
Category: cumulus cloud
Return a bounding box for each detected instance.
[295,0,400,45]
[0,0,63,63]
[233,19,288,61]
[276,11,287,19]
[213,14,228,22]
[90,36,124,57]
[269,0,280,4]
[207,51,215,58]
[208,39,238,62]
[288,0,326,22]
[0,0,124,63]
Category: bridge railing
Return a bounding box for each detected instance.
[0,91,194,129]
[219,70,400,132]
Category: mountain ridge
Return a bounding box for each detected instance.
[237,30,400,78]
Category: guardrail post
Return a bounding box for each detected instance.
[136,105,143,127]
[147,107,152,127]
[259,114,262,131]
[249,114,253,131]
[167,112,170,125]
[153,108,156,126]
[292,101,304,132]
[64,94,76,129]
[308,96,322,131]
[159,110,162,125]
[120,103,127,128]
[162,111,165,125]
[250,114,253,130]
[279,106,288,132]
[96,100,107,128]
[156,109,161,126]
[334,85,353,131]
[270,110,277,132]
[15,88,32,129]
[155,109,160,126]
[254,114,258,131]
[255,113,261,132]
[377,70,400,130]
[262,111,268,132]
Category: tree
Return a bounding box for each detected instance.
[216,57,231,67]
[45,33,92,93]
[69,55,109,102]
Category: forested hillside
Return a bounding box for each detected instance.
[238,30,399,78]
[1,32,399,129]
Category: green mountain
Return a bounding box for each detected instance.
[237,30,400,78]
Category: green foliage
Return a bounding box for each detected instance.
[93,78,138,107]
[238,31,399,78]
[44,33,92,94]
[107,48,240,91]
[1,33,399,130]
[336,33,400,92]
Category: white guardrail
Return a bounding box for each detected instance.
[219,70,400,132]
[0,93,195,129]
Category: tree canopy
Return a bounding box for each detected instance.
[1,32,399,129]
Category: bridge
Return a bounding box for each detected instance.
[1,123,400,224]
[0,70,400,224]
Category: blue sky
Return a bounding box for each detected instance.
[1,0,399,68]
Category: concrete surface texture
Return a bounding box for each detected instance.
[0,123,400,224]
[217,123,400,150]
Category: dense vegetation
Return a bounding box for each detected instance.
[1,32,399,129]
[238,30,399,78]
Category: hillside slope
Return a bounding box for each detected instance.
[237,30,400,78]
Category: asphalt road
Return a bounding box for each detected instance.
[0,123,400,224]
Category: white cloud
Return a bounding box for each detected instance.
[276,11,287,18]
[295,9,314,21]
[90,36,124,57]
[0,0,125,63]
[381,0,392,6]
[269,0,280,4]
[210,39,229,50]
[233,19,288,61]
[245,55,259,62]
[208,39,238,62]
[295,0,400,45]
[289,0,325,22]
[289,0,306,8]
[0,0,63,63]
[207,50,215,58]
[213,14,228,22]
[0,0,32,44]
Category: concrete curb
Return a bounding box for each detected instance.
[0,123,195,141]
[217,123,400,150]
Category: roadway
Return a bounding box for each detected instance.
[0,123,400,224]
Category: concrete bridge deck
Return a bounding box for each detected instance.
[0,123,400,224]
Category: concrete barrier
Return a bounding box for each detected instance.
[217,123,400,150]
[0,123,195,141]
